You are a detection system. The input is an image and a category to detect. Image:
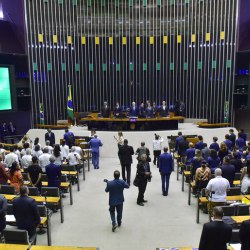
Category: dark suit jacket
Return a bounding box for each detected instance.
[129,106,139,117]
[45,132,55,146]
[158,105,168,117]
[239,219,250,250]
[159,153,173,174]
[199,221,232,250]
[178,140,189,157]
[13,195,40,231]
[118,144,134,165]
[45,163,61,187]
[101,106,111,118]
[105,179,129,206]
[136,161,151,185]
[113,106,122,117]
[229,133,236,147]
[220,163,235,187]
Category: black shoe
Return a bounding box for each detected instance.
[137,202,144,206]
[112,224,117,232]
[142,200,148,203]
[118,223,121,227]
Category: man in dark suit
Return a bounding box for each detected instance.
[45,156,61,188]
[101,101,111,118]
[118,139,134,185]
[239,219,250,250]
[220,156,235,187]
[114,102,123,118]
[229,129,236,148]
[45,128,55,146]
[199,206,232,250]
[136,154,151,206]
[105,170,129,232]
[158,101,168,117]
[159,147,173,196]
[63,129,75,149]
[13,186,40,238]
[129,101,139,117]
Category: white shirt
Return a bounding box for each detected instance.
[39,153,51,171]
[14,150,21,161]
[206,176,230,202]
[44,146,53,155]
[4,152,18,167]
[152,138,164,151]
[60,145,69,159]
[67,152,81,166]
[0,148,6,157]
[53,152,63,166]
[32,150,43,158]
[32,143,41,151]
[21,155,32,168]
[74,146,82,156]
[241,175,250,194]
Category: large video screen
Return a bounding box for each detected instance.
[0,67,12,110]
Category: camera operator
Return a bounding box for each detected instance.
[105,170,129,232]
[136,154,151,206]
[152,134,164,166]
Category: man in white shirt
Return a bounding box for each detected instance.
[38,148,51,172]
[21,149,32,169]
[44,140,53,155]
[67,147,81,166]
[4,147,18,168]
[60,140,69,160]
[206,168,230,219]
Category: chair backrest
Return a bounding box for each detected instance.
[41,187,60,197]
[220,206,235,216]
[28,187,39,196]
[227,187,241,196]
[3,228,29,245]
[234,173,241,181]
[0,185,15,194]
[61,164,76,171]
[248,186,250,195]
[185,165,192,171]
[237,205,250,216]
[37,205,47,217]
[41,174,48,182]
[60,174,67,182]
[7,203,13,215]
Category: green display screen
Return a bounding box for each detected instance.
[0,67,12,110]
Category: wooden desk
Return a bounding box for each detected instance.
[31,246,98,250]
[42,182,73,206]
[182,171,191,192]
[61,171,80,192]
[231,215,250,223]
[0,244,29,250]
[2,194,16,201]
[233,180,240,186]
[80,116,185,131]
[196,195,250,224]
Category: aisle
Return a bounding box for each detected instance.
[37,157,208,250]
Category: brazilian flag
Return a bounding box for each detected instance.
[67,85,74,120]
[40,103,45,125]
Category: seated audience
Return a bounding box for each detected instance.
[199,206,232,250]
[27,156,43,191]
[13,186,40,238]
[209,137,219,152]
[220,156,235,187]
[8,162,23,193]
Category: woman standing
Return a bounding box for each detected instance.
[8,162,23,193]
[53,144,63,166]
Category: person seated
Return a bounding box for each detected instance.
[186,142,196,165]
[113,102,123,118]
[158,101,168,117]
[220,156,235,187]
[145,102,154,118]
[199,206,232,250]
[236,132,246,151]
[224,134,233,151]
[138,102,145,118]
[207,149,220,174]
[195,136,205,150]
[209,137,219,152]
[129,102,138,117]
[101,101,111,118]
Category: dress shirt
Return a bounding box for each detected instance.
[21,155,32,168]
[60,145,69,159]
[67,152,81,166]
[4,152,18,167]
[152,138,164,151]
[206,176,230,202]
[38,153,51,172]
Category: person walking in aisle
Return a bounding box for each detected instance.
[88,134,103,169]
[158,147,173,196]
[105,170,129,232]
